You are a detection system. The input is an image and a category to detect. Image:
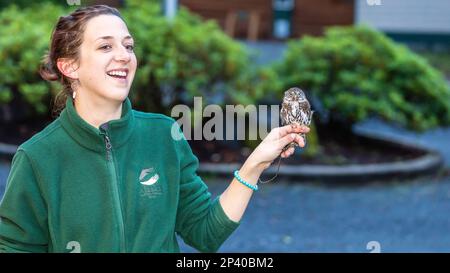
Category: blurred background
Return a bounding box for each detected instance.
[1,0,450,252]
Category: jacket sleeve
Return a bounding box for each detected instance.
[174,128,240,253]
[0,150,49,253]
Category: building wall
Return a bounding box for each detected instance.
[179,0,273,39]
[355,0,450,34]
[292,0,354,37]
[179,0,354,39]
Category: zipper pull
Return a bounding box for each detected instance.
[100,123,112,161]
[104,134,112,161]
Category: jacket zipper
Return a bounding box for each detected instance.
[101,128,127,252]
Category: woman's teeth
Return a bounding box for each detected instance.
[107,71,127,78]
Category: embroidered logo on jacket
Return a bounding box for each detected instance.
[139,168,159,186]
[139,167,162,198]
[66,241,81,253]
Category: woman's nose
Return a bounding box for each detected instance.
[114,47,131,63]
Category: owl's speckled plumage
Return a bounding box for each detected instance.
[280,87,313,150]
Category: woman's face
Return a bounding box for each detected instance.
[76,14,137,103]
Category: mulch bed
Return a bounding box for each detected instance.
[189,125,424,166]
[1,119,424,166]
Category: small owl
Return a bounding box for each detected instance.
[280,87,313,150]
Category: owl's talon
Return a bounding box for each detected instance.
[282,142,297,153]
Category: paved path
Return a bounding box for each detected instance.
[244,41,288,65]
[355,118,450,168]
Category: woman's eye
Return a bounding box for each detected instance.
[125,44,134,51]
[99,44,112,50]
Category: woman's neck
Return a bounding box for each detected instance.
[73,92,123,129]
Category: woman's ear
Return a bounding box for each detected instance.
[56,58,79,79]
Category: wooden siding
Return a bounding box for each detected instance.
[179,0,354,39]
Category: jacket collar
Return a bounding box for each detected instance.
[59,97,135,152]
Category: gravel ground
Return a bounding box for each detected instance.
[177,174,450,253]
[2,163,450,252]
[0,160,8,198]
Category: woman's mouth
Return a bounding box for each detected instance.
[106,68,128,83]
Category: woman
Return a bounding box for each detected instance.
[0,5,309,253]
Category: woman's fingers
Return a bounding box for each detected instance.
[279,133,297,148]
[279,133,305,150]
[295,135,305,147]
[277,124,310,138]
[281,147,295,158]
[266,124,309,142]
[264,124,309,159]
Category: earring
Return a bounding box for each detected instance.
[71,80,78,100]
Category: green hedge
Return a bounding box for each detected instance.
[123,0,253,113]
[0,3,66,121]
[0,0,65,10]
[275,26,450,131]
[0,1,258,122]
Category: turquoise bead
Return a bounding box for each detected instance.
[234,170,258,191]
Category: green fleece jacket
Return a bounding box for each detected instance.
[0,97,239,253]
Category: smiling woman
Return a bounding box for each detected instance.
[0,5,309,253]
[40,6,137,128]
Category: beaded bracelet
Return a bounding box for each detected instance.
[233,170,258,191]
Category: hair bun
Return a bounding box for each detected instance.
[40,54,59,81]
